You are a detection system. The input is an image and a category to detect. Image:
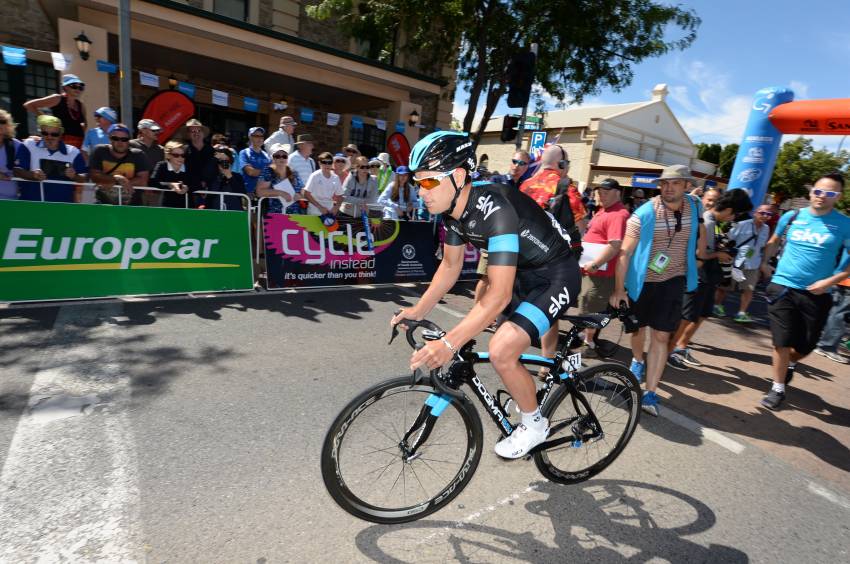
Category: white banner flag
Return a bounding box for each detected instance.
[50,52,71,71]
[327,112,340,126]
[375,119,386,131]
[212,89,229,107]
[139,72,159,87]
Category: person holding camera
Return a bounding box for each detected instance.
[714,204,773,323]
[759,173,850,410]
[201,146,247,211]
[667,190,753,370]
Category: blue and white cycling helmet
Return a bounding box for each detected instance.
[408,131,476,174]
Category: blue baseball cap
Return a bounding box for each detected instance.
[94,107,118,124]
[107,123,132,136]
[395,165,410,174]
[248,126,265,136]
[62,74,84,87]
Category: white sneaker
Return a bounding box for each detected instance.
[494,421,549,459]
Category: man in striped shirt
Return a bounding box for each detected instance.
[609,165,706,416]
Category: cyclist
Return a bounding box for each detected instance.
[391,131,581,458]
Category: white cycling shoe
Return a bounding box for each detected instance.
[494,420,549,459]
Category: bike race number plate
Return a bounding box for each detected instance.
[0,200,254,301]
[562,353,582,373]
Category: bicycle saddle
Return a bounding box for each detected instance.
[561,313,610,330]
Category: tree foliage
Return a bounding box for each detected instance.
[770,137,849,211]
[717,143,739,178]
[695,143,721,165]
[307,0,700,142]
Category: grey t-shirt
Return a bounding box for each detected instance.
[129,139,165,170]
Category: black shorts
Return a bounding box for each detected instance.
[766,283,833,356]
[682,281,716,322]
[508,254,581,340]
[629,276,685,333]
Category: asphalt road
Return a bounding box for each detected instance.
[1,287,848,563]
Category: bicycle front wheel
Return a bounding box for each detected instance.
[321,375,483,524]
[534,362,640,484]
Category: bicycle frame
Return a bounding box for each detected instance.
[405,324,594,458]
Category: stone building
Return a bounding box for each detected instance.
[0,0,454,156]
[476,84,727,196]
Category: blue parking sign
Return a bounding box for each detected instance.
[529,131,547,157]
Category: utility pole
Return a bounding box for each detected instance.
[118,0,133,126]
[514,43,538,151]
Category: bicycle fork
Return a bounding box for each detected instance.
[399,395,447,461]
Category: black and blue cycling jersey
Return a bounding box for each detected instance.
[443,182,572,268]
[443,182,580,340]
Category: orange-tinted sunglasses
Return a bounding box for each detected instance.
[413,171,452,190]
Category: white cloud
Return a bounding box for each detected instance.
[788,80,809,100]
[663,59,753,144]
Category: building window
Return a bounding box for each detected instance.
[349,124,386,161]
[213,0,248,21]
[0,61,56,138]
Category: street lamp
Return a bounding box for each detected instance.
[408,109,420,127]
[74,32,92,61]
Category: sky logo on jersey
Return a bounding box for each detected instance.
[789,228,830,247]
[475,194,501,221]
[548,286,571,316]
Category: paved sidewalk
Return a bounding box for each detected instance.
[437,282,850,496]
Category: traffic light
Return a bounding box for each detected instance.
[506,51,536,108]
[501,115,520,142]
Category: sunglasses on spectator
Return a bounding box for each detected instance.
[756,211,774,216]
[0,119,7,124]
[217,160,231,168]
[344,149,357,154]
[170,152,185,158]
[414,171,452,190]
[319,160,334,165]
[333,159,347,164]
[110,136,130,142]
[40,130,62,138]
[511,159,528,166]
[812,188,840,198]
[67,84,85,91]
[369,164,380,169]
[273,153,288,159]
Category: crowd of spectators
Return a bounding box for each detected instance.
[0,73,428,220]
[478,148,850,418]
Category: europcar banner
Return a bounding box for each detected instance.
[0,201,253,301]
[263,213,436,288]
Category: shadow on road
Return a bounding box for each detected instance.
[355,479,747,562]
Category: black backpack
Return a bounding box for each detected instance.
[548,178,583,255]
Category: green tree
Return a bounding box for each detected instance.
[769,137,849,210]
[717,143,739,178]
[695,143,721,165]
[307,0,700,143]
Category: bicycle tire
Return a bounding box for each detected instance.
[321,375,483,524]
[533,362,640,484]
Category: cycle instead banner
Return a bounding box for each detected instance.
[263,213,437,288]
[0,200,254,301]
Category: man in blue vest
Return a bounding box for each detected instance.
[609,164,706,416]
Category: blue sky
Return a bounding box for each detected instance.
[452,0,850,150]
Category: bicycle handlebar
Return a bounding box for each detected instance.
[388,312,444,349]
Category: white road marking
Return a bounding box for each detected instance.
[0,305,142,562]
[434,303,466,318]
[418,484,540,544]
[660,408,746,454]
[808,481,850,511]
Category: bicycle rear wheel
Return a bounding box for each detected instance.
[321,375,483,524]
[534,363,640,484]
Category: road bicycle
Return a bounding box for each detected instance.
[320,306,642,524]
